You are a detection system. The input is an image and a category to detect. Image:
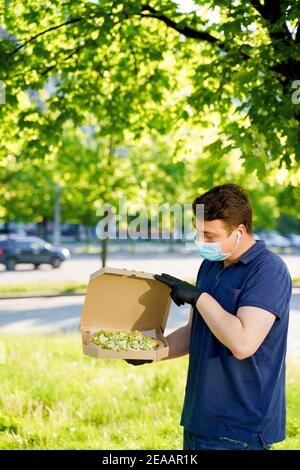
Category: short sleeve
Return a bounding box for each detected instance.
[196,259,210,287]
[237,261,292,321]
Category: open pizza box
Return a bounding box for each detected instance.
[80,267,172,361]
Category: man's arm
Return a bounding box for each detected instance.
[196,293,276,360]
[161,307,193,361]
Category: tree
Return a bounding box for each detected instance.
[1,1,299,174]
[0,0,299,238]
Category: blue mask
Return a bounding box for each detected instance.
[194,230,241,261]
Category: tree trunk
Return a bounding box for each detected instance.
[101,237,108,267]
[53,184,61,247]
[84,225,90,250]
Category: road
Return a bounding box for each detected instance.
[0,289,299,356]
[0,253,202,286]
[0,251,300,286]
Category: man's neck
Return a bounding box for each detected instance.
[223,236,256,268]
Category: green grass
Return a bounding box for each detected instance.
[0,333,186,449]
[0,282,87,296]
[73,243,176,255]
[0,334,299,450]
[0,277,299,297]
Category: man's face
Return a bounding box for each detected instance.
[194,218,241,253]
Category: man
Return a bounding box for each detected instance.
[127,184,292,451]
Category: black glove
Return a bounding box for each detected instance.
[154,273,203,307]
[125,359,153,366]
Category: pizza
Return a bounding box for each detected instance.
[90,329,161,351]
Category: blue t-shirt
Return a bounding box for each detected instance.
[180,240,292,445]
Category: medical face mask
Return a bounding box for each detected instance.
[194,230,241,261]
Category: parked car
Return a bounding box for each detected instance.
[286,233,300,249]
[61,223,80,237]
[0,223,26,236]
[258,231,291,249]
[0,235,71,270]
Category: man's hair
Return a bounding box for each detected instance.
[192,184,253,234]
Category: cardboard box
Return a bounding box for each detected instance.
[80,267,172,361]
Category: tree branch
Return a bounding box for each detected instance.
[248,0,265,17]
[41,46,81,76]
[12,17,82,54]
[140,4,253,63]
[296,24,300,44]
[140,4,299,90]
[249,0,299,83]
[140,4,219,44]
[249,0,292,42]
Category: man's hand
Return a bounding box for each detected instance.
[154,273,203,306]
[125,359,153,366]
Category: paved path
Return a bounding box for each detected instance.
[0,295,190,335]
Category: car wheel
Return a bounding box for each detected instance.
[51,257,62,269]
[5,257,17,270]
